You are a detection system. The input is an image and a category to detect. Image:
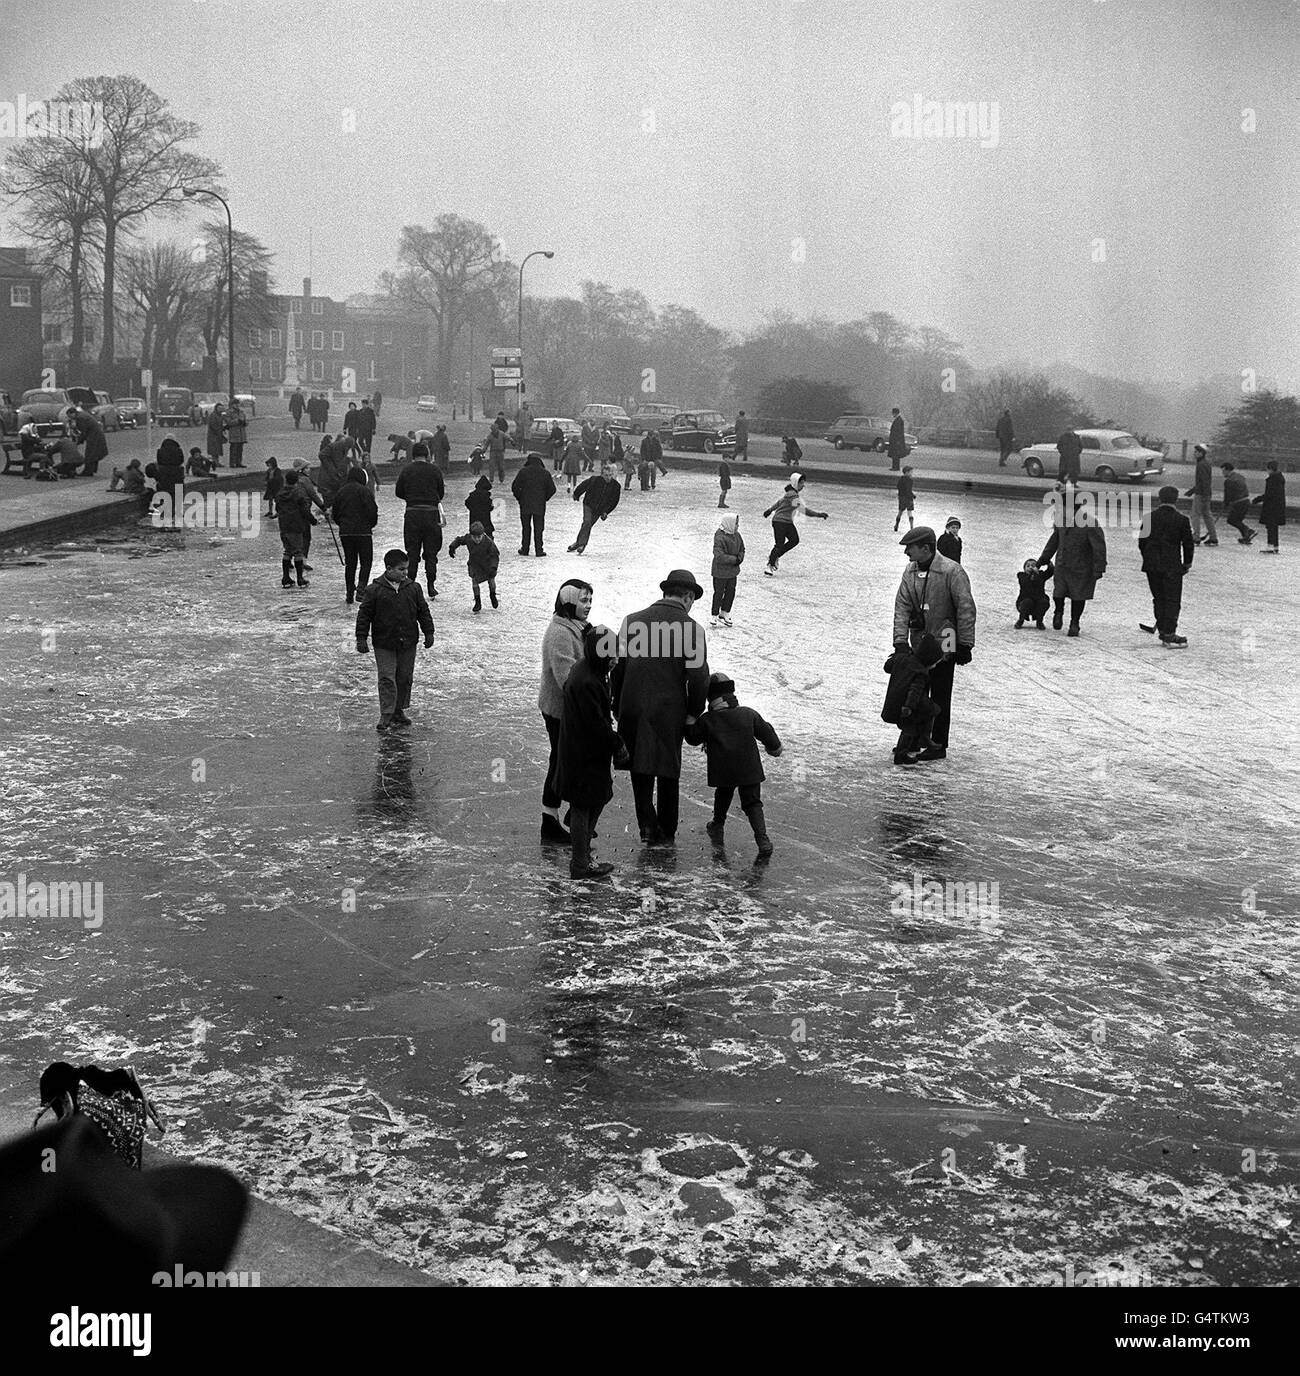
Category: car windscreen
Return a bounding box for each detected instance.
[1109,435,1140,449]
[23,391,64,403]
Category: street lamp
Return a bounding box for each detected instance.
[182,187,235,406]
[517,250,554,400]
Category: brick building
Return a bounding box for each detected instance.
[244,277,428,399]
[0,247,44,390]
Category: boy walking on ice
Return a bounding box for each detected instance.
[355,548,436,732]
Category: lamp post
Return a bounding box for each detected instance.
[517,249,554,404]
[182,187,235,405]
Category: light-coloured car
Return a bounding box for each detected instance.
[628,402,680,433]
[70,389,123,430]
[192,392,225,421]
[1020,430,1165,483]
[416,394,439,413]
[578,403,633,433]
[114,397,147,427]
[16,389,75,438]
[823,414,918,452]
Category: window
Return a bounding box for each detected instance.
[368,358,378,381]
[293,330,303,351]
[363,328,375,346]
[311,359,324,381]
[248,327,262,349]
[268,359,282,382]
[269,328,282,350]
[248,357,262,380]
[43,323,64,343]
[289,299,302,314]
[310,299,324,315]
[311,330,324,350]
[1081,435,1101,451]
[332,330,344,351]
[10,285,32,307]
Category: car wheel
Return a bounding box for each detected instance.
[872,438,886,453]
[1095,465,1116,481]
[703,438,716,453]
[1025,457,1044,478]
[833,436,845,450]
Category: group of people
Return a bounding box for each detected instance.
[16,405,109,480]
[287,388,382,433]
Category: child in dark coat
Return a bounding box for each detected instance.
[684,672,782,856]
[1015,559,1053,629]
[556,624,629,880]
[263,457,284,517]
[937,517,963,562]
[882,633,945,764]
[465,474,494,533]
[717,461,732,509]
[447,521,501,612]
[894,466,915,532]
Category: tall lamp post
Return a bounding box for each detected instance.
[182,187,235,405]
[517,249,554,407]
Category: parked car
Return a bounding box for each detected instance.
[659,410,737,455]
[823,414,918,452]
[65,387,121,431]
[154,387,197,425]
[578,403,634,434]
[16,389,76,438]
[114,397,148,427]
[415,394,439,413]
[1020,430,1165,483]
[234,391,256,417]
[628,402,680,433]
[525,417,581,451]
[192,392,226,421]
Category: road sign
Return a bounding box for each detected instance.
[491,347,521,367]
[492,367,522,385]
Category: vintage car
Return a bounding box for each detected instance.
[114,397,148,427]
[15,389,76,438]
[627,402,680,433]
[415,394,439,413]
[823,414,919,452]
[1020,430,1165,483]
[577,403,634,434]
[154,387,197,425]
[65,387,121,431]
[658,410,737,455]
[525,417,581,451]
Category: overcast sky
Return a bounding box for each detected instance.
[3,0,1296,390]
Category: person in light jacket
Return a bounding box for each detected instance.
[537,579,594,842]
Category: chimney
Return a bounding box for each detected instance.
[303,276,311,301]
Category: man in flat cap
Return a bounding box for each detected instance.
[891,526,976,763]
[611,569,711,844]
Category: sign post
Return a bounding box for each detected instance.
[141,367,153,480]
[490,347,522,407]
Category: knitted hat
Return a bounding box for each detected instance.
[707,672,736,700]
[469,521,485,535]
[944,516,961,529]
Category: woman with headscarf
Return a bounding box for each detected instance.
[556,623,627,881]
[710,512,745,628]
[537,579,594,842]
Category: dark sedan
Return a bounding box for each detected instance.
[659,411,737,455]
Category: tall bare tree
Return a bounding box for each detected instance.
[120,240,204,371]
[192,221,276,389]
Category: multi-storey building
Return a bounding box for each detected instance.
[0,247,44,388]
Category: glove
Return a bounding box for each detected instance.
[954,645,973,665]
[893,642,910,657]
[424,637,435,649]
[356,640,369,654]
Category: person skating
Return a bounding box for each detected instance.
[1014,558,1053,629]
[355,548,436,732]
[355,399,377,457]
[263,457,283,519]
[640,426,667,483]
[341,402,361,448]
[621,436,638,491]
[538,579,594,842]
[557,624,629,880]
[432,424,451,475]
[711,513,744,627]
[447,521,501,613]
[891,526,976,761]
[881,633,945,764]
[511,451,556,555]
[1137,485,1194,647]
[395,443,446,597]
[611,569,710,845]
[1184,443,1219,545]
[486,424,508,483]
[717,460,731,509]
[289,457,329,569]
[289,388,305,429]
[1251,460,1286,553]
[887,407,908,472]
[763,473,828,575]
[782,435,802,468]
[893,466,915,532]
[685,672,782,856]
[561,435,584,492]
[465,474,495,535]
[547,422,565,472]
[580,418,598,472]
[996,409,1015,466]
[371,390,383,420]
[332,465,379,605]
[569,462,621,554]
[316,432,358,506]
[1037,489,1107,635]
[276,471,314,588]
[937,516,963,562]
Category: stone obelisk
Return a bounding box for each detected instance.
[282,304,301,391]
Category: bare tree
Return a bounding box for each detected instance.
[120,240,204,371]
[866,311,912,352]
[192,221,276,389]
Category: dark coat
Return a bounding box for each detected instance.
[1188,456,1213,499]
[77,415,108,465]
[1056,431,1083,482]
[783,437,803,465]
[331,478,379,536]
[432,430,451,466]
[448,531,500,581]
[224,408,248,445]
[573,474,621,518]
[1138,503,1194,576]
[711,527,745,578]
[317,440,356,503]
[640,431,664,466]
[684,699,780,787]
[1039,520,1107,601]
[562,440,584,476]
[937,531,963,563]
[342,408,361,438]
[1016,565,1052,615]
[206,411,226,457]
[718,462,731,490]
[355,574,434,651]
[995,413,1015,445]
[511,454,557,514]
[465,477,495,531]
[896,474,914,509]
[289,391,305,417]
[264,467,285,500]
[155,438,185,485]
[356,405,377,440]
[1253,471,1287,526]
[276,482,315,536]
[395,460,445,506]
[555,660,622,810]
[881,649,939,728]
[888,414,907,459]
[611,598,710,778]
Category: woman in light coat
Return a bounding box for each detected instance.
[537,578,594,841]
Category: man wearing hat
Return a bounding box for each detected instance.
[891,527,976,762]
[611,570,711,843]
[937,516,963,563]
[1183,443,1218,545]
[1137,486,1194,648]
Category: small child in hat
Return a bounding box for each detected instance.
[447,520,501,612]
[685,672,783,857]
[894,466,915,532]
[465,474,495,534]
[717,460,731,508]
[1015,559,1053,629]
[881,633,945,764]
[937,516,963,563]
[711,513,745,627]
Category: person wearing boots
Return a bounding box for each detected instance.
[685,672,782,857]
[447,520,501,613]
[331,466,380,605]
[465,474,496,535]
[1183,443,1218,545]
[276,470,315,588]
[1137,485,1194,648]
[355,548,435,732]
[1037,491,1107,636]
[569,462,622,554]
[556,624,629,881]
[1251,460,1286,553]
[1221,463,1255,544]
[394,443,446,597]
[511,451,557,555]
[538,579,594,843]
